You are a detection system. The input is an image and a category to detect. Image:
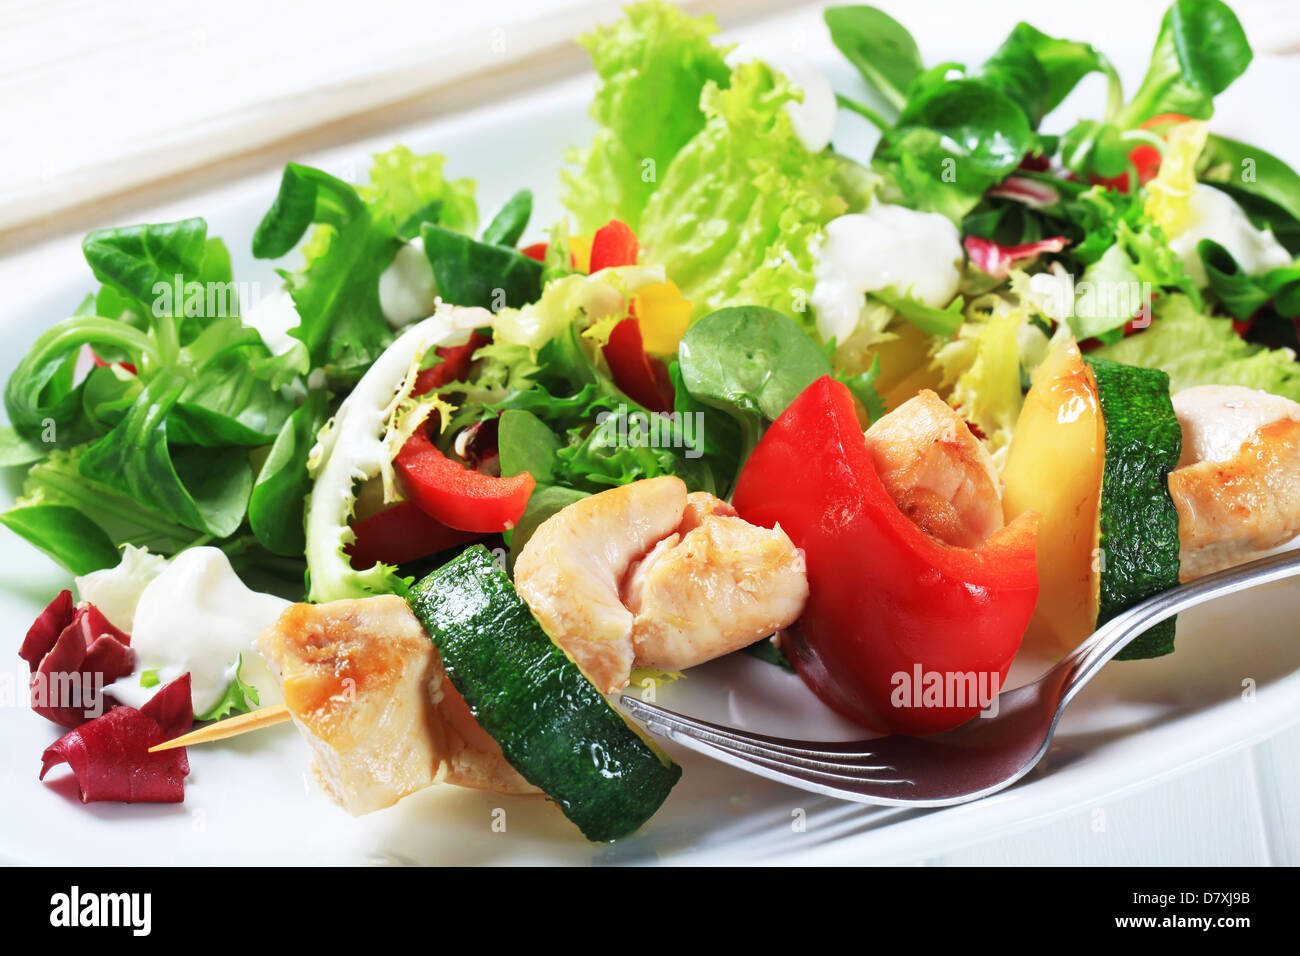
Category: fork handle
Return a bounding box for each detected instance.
[1058,548,1300,709]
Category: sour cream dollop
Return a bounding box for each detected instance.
[811,203,964,343]
[379,236,439,328]
[104,547,289,715]
[1169,184,1291,287]
[242,287,302,357]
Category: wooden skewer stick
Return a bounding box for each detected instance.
[149,703,292,753]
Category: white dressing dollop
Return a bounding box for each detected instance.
[811,202,964,343]
[104,547,289,715]
[242,287,303,357]
[74,545,168,633]
[1169,184,1291,287]
[379,236,439,328]
[726,45,836,153]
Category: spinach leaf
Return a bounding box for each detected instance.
[677,306,832,468]
[5,316,155,442]
[497,408,561,484]
[875,76,1034,221]
[983,23,1118,128]
[1116,0,1251,127]
[249,391,329,556]
[82,219,209,319]
[419,223,542,311]
[824,5,922,113]
[481,190,533,247]
[0,425,48,467]
[0,504,121,575]
[11,446,197,556]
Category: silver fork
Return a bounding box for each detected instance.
[619,548,1300,807]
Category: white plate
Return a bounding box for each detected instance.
[2,40,1300,866]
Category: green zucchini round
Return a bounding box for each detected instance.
[1084,356,1182,660]
[407,545,681,841]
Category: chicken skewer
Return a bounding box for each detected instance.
[150,386,1300,809]
[146,393,1003,771]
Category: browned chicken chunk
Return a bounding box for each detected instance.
[259,596,535,815]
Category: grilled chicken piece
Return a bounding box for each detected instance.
[1169,385,1300,580]
[259,596,534,815]
[515,476,808,693]
[863,389,1004,548]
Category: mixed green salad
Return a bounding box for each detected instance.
[7,0,1300,837]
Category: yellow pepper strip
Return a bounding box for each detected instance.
[633,280,692,355]
[569,235,593,274]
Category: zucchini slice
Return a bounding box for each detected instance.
[407,545,681,842]
[1084,356,1182,659]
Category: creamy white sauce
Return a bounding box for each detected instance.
[74,545,167,633]
[1173,384,1300,468]
[242,287,302,357]
[811,202,964,343]
[104,547,289,715]
[726,45,836,153]
[1169,184,1292,287]
[379,237,439,328]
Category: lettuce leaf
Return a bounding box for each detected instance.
[253,148,477,385]
[1093,293,1300,400]
[931,302,1029,457]
[561,0,731,233]
[638,60,862,325]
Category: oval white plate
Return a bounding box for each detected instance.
[2,46,1299,866]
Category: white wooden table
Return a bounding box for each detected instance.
[1,0,1297,866]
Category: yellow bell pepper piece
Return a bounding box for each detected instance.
[633,280,692,355]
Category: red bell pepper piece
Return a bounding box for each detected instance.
[1090,112,1190,192]
[412,332,489,396]
[589,219,638,272]
[603,317,674,413]
[732,376,1040,735]
[520,242,549,262]
[348,500,486,569]
[395,426,534,533]
[585,219,675,411]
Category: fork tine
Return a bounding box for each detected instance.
[619,695,902,778]
[638,717,916,804]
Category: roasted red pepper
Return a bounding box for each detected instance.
[603,317,674,412]
[589,219,639,272]
[348,500,485,569]
[1089,113,1189,192]
[395,426,534,533]
[412,332,489,396]
[584,219,675,411]
[732,376,1040,735]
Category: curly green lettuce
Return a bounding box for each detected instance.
[303,306,477,602]
[561,0,731,233]
[638,60,867,325]
[1092,293,1300,401]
